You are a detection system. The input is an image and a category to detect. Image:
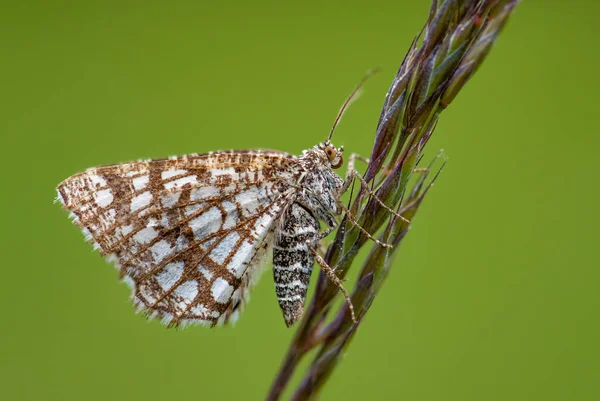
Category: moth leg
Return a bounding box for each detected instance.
[316,214,337,241]
[306,242,358,324]
[348,153,430,175]
[312,213,343,267]
[346,152,370,172]
[303,176,393,249]
[336,202,393,248]
[342,152,410,224]
[299,188,393,249]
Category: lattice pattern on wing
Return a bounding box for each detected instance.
[57,151,298,327]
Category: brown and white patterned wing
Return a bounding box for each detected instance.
[57,151,297,327]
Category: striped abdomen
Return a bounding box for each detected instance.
[273,202,319,327]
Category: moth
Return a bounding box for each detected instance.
[56,73,403,328]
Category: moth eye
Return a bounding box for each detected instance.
[325,147,337,161]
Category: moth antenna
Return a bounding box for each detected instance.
[328,68,380,142]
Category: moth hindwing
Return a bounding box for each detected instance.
[57,142,348,327]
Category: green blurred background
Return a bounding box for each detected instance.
[1,1,598,400]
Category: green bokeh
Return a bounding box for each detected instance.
[2,1,598,400]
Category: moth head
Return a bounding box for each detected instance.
[319,140,344,169]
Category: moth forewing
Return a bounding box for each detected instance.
[58,151,295,326]
[57,144,353,327]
